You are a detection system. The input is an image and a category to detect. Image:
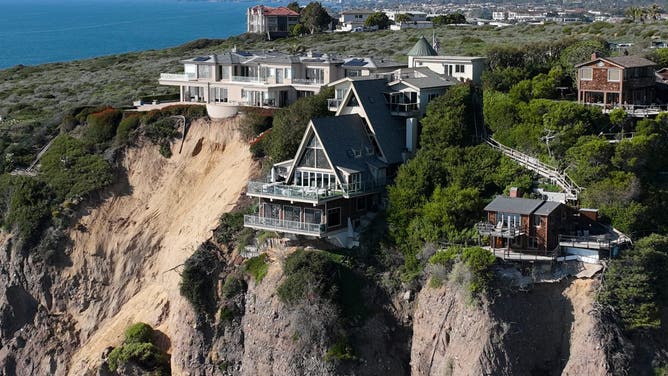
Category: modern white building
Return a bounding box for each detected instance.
[338,9,376,31]
[159,49,403,118]
[407,36,487,85]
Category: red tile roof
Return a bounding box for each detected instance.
[250,5,299,16]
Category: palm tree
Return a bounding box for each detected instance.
[625,6,639,22]
[648,4,662,21]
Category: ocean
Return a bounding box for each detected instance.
[0,0,254,69]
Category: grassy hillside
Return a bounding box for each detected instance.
[1,21,668,169]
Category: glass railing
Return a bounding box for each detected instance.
[231,76,268,83]
[244,215,325,235]
[389,103,419,114]
[292,78,324,85]
[246,180,384,201]
[159,73,196,81]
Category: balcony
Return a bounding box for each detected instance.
[246,180,384,203]
[292,78,325,86]
[327,98,343,111]
[389,102,419,116]
[244,215,326,237]
[246,181,343,203]
[231,76,269,84]
[159,73,196,81]
[476,222,527,238]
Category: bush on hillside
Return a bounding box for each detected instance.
[84,108,123,145]
[0,174,53,241]
[243,253,269,283]
[40,135,113,201]
[124,322,154,344]
[107,322,169,375]
[179,243,221,314]
[115,115,140,145]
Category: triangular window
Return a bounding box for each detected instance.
[298,134,332,170]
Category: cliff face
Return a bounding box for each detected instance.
[411,276,611,376]
[0,117,254,375]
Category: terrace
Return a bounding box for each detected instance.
[243,215,326,237]
[246,179,383,204]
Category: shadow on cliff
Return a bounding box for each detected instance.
[489,278,574,376]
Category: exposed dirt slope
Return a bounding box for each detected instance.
[411,275,611,376]
[0,116,253,375]
[65,117,253,375]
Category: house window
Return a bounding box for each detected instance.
[327,208,341,228]
[197,65,210,79]
[528,237,538,249]
[497,212,521,228]
[533,214,541,228]
[304,208,322,224]
[455,64,465,73]
[608,68,621,82]
[580,67,593,80]
[210,87,228,103]
[283,205,301,222]
[427,93,440,103]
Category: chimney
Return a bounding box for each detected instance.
[579,208,598,222]
[509,187,520,198]
[591,52,598,60]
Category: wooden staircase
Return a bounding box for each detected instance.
[484,138,582,201]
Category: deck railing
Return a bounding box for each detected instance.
[558,235,611,250]
[244,215,325,236]
[292,78,324,85]
[476,222,527,238]
[246,180,384,202]
[160,73,196,81]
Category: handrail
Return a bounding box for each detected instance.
[485,138,582,199]
[244,215,325,235]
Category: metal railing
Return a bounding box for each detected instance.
[231,75,268,84]
[246,180,383,202]
[558,235,611,250]
[244,215,325,236]
[292,78,324,85]
[327,98,343,109]
[160,73,196,81]
[476,222,527,238]
[389,102,419,114]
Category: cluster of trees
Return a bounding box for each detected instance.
[287,1,331,36]
[430,13,466,25]
[388,84,532,279]
[624,4,662,22]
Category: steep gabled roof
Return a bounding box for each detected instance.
[311,115,384,174]
[349,79,406,164]
[407,36,437,57]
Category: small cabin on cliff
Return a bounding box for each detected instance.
[476,195,623,262]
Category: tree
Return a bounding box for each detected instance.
[365,12,390,29]
[264,87,333,162]
[301,2,331,34]
[420,83,476,151]
[394,13,412,23]
[287,1,301,14]
[431,13,466,26]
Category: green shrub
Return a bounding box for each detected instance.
[107,342,169,374]
[107,322,169,374]
[179,244,220,313]
[324,336,356,362]
[124,322,154,344]
[221,273,247,298]
[243,253,269,283]
[0,174,54,241]
[461,247,496,295]
[214,212,245,245]
[40,135,113,201]
[84,108,123,145]
[115,115,140,145]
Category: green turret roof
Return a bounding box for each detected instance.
[407,36,437,57]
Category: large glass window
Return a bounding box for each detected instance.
[297,135,332,169]
[283,205,301,222]
[197,65,210,79]
[497,212,521,228]
[304,208,322,224]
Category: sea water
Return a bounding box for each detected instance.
[0,0,253,69]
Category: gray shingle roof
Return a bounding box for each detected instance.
[407,36,437,57]
[311,115,386,178]
[350,79,406,164]
[484,196,544,215]
[533,201,561,216]
[607,56,656,68]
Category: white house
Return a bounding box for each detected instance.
[338,9,376,31]
[407,36,487,85]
